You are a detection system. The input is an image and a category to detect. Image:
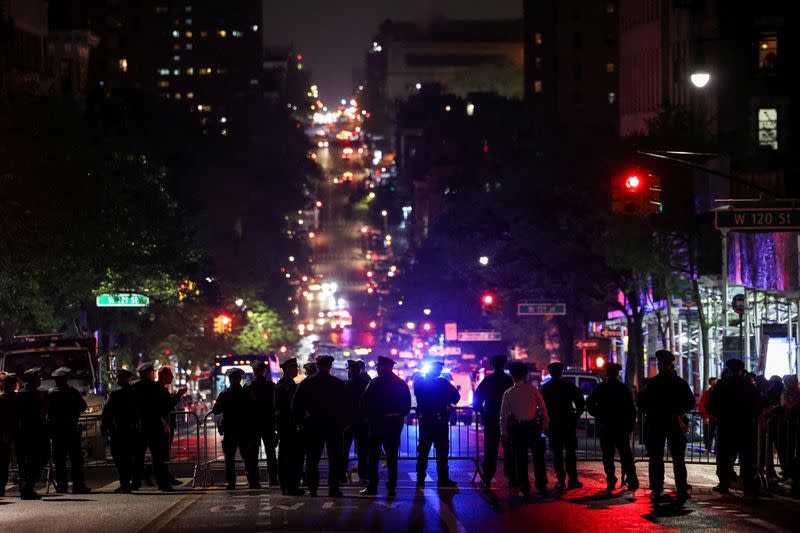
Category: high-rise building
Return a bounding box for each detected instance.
[523,0,620,146]
[1,0,51,95]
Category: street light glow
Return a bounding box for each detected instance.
[690,71,710,88]
[479,256,489,266]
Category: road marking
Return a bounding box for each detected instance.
[136,491,205,532]
[322,501,359,510]
[425,489,468,533]
[210,503,247,513]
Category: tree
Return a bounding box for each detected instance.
[234,299,296,354]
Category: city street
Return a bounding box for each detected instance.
[3,462,799,532]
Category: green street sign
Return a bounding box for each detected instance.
[96,293,150,307]
[517,302,567,316]
[715,208,800,231]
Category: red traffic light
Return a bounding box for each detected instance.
[624,174,641,191]
[369,320,377,329]
[482,293,495,306]
[422,322,432,332]
[595,356,606,368]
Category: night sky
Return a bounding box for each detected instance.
[263,0,523,102]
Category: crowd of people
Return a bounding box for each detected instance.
[2,348,799,501]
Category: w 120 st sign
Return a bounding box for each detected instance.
[715,208,800,231]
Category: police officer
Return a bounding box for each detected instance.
[101,368,140,493]
[213,367,260,489]
[157,365,187,486]
[500,362,550,497]
[303,361,318,378]
[541,361,585,490]
[132,361,173,492]
[16,368,48,500]
[245,360,278,486]
[47,367,90,494]
[0,372,18,497]
[707,358,761,497]
[275,357,304,496]
[637,350,695,500]
[292,355,346,497]
[473,355,515,488]
[414,360,460,489]
[586,362,639,493]
[359,355,411,497]
[342,359,371,484]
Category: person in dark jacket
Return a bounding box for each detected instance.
[275,357,304,496]
[0,372,18,497]
[101,368,140,493]
[213,367,260,489]
[157,365,187,486]
[245,360,278,487]
[586,362,639,493]
[47,367,90,494]
[15,367,49,500]
[342,359,371,484]
[359,355,412,497]
[414,360,460,489]
[541,362,585,490]
[473,355,515,488]
[637,350,695,500]
[292,355,346,497]
[132,361,174,492]
[707,358,761,496]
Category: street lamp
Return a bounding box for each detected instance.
[690,71,711,88]
[478,256,489,266]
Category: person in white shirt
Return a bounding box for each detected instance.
[500,362,550,497]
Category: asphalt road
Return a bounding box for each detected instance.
[4,461,800,532]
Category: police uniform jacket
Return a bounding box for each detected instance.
[361,373,411,421]
[101,383,140,434]
[586,379,636,432]
[212,383,256,438]
[0,391,17,445]
[707,375,761,425]
[414,375,460,419]
[47,384,87,433]
[132,378,172,435]
[274,376,297,431]
[291,372,346,428]
[473,371,514,422]
[244,376,276,434]
[344,372,372,426]
[16,383,48,440]
[540,378,586,429]
[636,371,695,425]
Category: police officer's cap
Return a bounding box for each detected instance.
[605,362,622,373]
[377,355,396,366]
[725,358,745,372]
[280,357,298,369]
[316,355,334,367]
[303,361,317,370]
[251,360,267,371]
[23,367,42,381]
[547,362,565,374]
[116,368,133,378]
[428,360,444,368]
[655,350,675,364]
[346,359,365,369]
[137,361,155,373]
[0,372,16,383]
[489,355,507,368]
[225,367,245,378]
[52,367,71,378]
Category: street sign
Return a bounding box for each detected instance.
[731,294,745,316]
[517,302,567,316]
[458,331,502,342]
[600,329,623,338]
[443,346,462,355]
[444,322,458,341]
[96,293,150,307]
[715,208,800,231]
[574,339,601,350]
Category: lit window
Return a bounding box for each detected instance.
[534,80,543,93]
[606,62,615,73]
[466,103,475,116]
[534,33,542,45]
[252,25,258,31]
[173,55,181,62]
[758,33,777,70]
[606,2,615,13]
[175,92,182,99]
[157,80,170,88]
[608,92,616,104]
[186,67,194,75]
[185,18,192,25]
[758,108,778,150]
[232,30,243,38]
[155,6,168,14]
[185,5,192,12]
[185,31,193,38]
[535,56,542,69]
[186,43,193,50]
[250,78,259,85]
[173,43,181,51]
[200,31,208,38]
[218,30,227,38]
[172,30,180,38]
[221,128,228,136]
[158,68,170,76]
[118,58,128,72]
[186,92,194,99]
[173,69,179,75]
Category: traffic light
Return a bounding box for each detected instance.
[481,292,496,314]
[422,322,433,332]
[588,354,606,370]
[213,314,233,334]
[611,170,662,215]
